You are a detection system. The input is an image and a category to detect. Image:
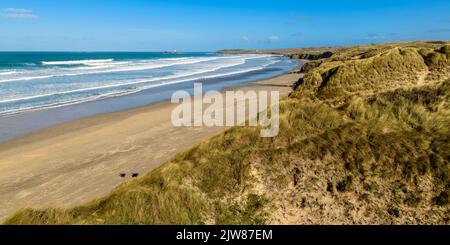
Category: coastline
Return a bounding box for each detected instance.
[0,71,301,221]
[0,58,298,143]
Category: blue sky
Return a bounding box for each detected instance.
[0,0,449,51]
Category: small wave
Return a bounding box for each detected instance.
[0,71,18,76]
[0,59,277,107]
[41,59,115,66]
[0,55,282,115]
[0,74,55,83]
[0,90,136,117]
[0,56,244,84]
[0,60,248,104]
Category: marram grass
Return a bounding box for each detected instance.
[5,41,450,225]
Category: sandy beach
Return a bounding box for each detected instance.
[0,72,301,221]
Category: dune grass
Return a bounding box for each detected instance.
[5,41,450,225]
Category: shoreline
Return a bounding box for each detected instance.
[0,58,299,143]
[0,71,301,221]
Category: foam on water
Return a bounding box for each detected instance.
[41,59,115,65]
[0,56,251,84]
[0,53,288,116]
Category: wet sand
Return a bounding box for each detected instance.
[0,72,301,221]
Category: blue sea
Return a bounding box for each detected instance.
[0,52,294,116]
[0,52,298,142]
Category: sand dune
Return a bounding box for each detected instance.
[0,73,300,221]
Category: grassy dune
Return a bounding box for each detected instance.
[293,42,450,100]
[5,41,450,225]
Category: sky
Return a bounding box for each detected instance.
[0,0,449,51]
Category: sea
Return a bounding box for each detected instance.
[0,52,298,141]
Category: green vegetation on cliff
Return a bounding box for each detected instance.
[5,41,450,225]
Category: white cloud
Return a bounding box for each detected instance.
[242,36,250,42]
[3,8,32,13]
[1,8,39,19]
[268,36,280,42]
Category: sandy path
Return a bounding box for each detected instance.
[0,73,301,221]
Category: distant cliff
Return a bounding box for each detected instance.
[217,47,338,57]
[289,51,333,60]
[217,49,335,71]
